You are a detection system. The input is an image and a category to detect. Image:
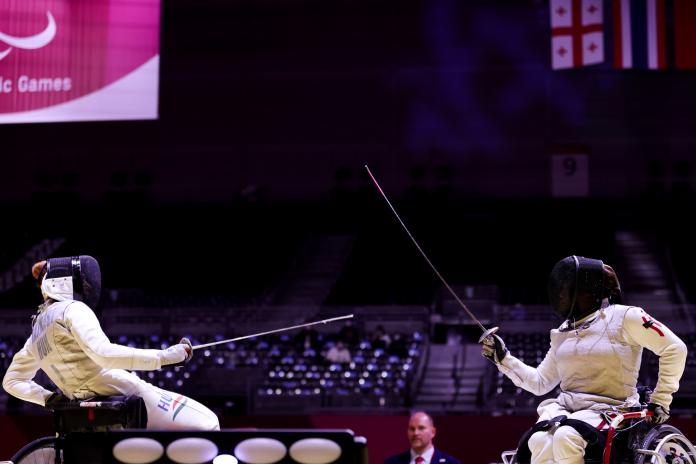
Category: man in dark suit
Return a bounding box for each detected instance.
[384,411,461,464]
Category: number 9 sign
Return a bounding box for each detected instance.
[552,154,588,197]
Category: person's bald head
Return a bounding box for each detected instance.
[407,411,436,454]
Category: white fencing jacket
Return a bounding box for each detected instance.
[3,299,164,405]
[497,304,687,411]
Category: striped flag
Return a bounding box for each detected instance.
[673,0,696,69]
[550,0,605,69]
[613,0,669,69]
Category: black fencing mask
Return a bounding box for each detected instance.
[40,255,102,309]
[548,255,607,320]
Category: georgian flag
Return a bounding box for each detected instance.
[550,0,605,69]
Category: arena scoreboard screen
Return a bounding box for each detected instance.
[0,0,160,124]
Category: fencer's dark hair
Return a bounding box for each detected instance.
[34,261,48,289]
[37,262,48,281]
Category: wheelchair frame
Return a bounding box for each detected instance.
[10,396,146,464]
[500,409,696,464]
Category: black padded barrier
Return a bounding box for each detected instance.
[62,429,367,464]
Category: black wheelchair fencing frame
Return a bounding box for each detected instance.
[500,409,696,464]
[10,395,147,464]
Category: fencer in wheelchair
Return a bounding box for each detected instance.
[2,255,219,431]
[481,256,692,464]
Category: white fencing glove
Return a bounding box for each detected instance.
[481,333,508,364]
[180,337,194,364]
[158,343,190,367]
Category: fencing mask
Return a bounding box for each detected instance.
[36,256,102,310]
[548,255,619,320]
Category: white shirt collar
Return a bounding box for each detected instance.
[410,446,434,464]
[560,302,608,332]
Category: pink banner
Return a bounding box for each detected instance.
[0,0,160,123]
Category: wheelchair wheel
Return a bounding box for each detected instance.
[634,424,696,464]
[10,436,58,464]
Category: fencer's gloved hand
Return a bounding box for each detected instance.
[158,343,190,367]
[180,337,193,364]
[648,402,670,424]
[481,333,508,364]
[44,392,69,409]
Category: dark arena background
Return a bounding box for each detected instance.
[2,0,696,463]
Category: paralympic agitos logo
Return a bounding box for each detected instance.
[1,2,160,115]
[0,11,57,61]
[0,11,70,95]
